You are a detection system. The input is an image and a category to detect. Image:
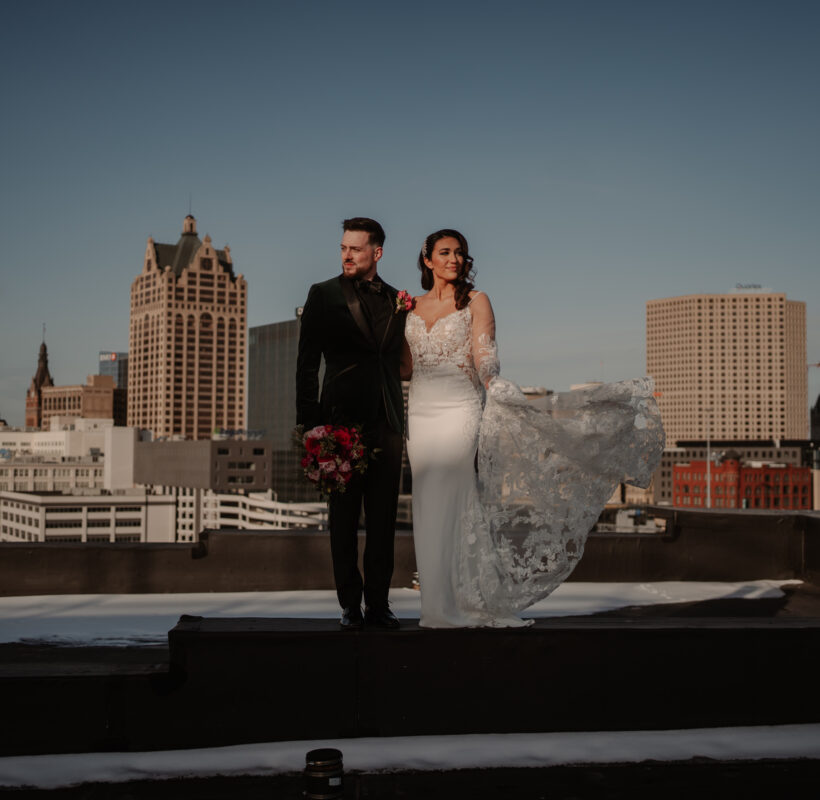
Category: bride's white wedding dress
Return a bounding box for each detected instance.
[405,294,665,628]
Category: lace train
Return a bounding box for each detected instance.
[458,377,666,618]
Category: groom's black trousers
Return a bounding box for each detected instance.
[328,416,403,611]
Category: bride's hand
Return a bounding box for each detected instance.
[400,338,413,380]
[487,377,528,406]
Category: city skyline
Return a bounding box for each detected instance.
[2,0,818,427]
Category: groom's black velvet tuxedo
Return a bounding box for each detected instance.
[296,274,406,611]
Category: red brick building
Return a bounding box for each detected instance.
[41,374,127,429]
[673,456,812,510]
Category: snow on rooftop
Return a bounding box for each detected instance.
[0,581,800,646]
[1,725,818,789]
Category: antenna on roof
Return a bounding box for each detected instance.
[189,192,192,216]
[42,323,46,343]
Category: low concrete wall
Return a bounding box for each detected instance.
[5,616,820,755]
[0,532,418,596]
[1,509,818,596]
[571,508,811,582]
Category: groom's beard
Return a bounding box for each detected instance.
[342,259,378,280]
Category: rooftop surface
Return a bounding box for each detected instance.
[1,509,819,795]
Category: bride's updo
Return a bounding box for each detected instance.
[418,229,476,310]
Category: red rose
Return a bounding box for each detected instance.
[300,423,368,495]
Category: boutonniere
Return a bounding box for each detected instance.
[395,290,415,314]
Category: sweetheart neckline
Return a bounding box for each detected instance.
[409,307,470,334]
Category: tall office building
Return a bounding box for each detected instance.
[647,288,807,445]
[248,316,300,449]
[99,352,128,389]
[98,352,128,423]
[248,313,315,501]
[128,215,247,439]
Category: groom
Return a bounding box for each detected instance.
[296,217,406,629]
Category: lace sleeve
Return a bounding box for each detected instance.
[470,292,500,387]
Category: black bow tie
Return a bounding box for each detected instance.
[356,279,384,295]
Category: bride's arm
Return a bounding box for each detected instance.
[470,292,500,388]
[400,337,413,381]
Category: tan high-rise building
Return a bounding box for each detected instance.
[128,215,247,439]
[647,288,807,445]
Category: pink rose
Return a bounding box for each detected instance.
[395,289,415,313]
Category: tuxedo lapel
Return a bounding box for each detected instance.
[380,288,397,351]
[339,275,377,347]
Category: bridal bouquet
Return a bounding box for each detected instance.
[298,424,368,495]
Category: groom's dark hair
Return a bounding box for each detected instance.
[342,217,385,248]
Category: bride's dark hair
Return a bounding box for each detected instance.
[418,229,476,310]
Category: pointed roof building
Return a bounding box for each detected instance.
[129,215,246,439]
[25,340,54,429]
[147,215,234,279]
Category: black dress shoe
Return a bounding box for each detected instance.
[364,606,400,629]
[340,607,363,630]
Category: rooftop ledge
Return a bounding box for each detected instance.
[1,508,819,596]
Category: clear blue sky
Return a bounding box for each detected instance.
[1,0,818,428]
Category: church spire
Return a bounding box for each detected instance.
[33,339,54,391]
[26,336,54,428]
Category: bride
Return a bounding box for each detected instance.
[402,229,665,628]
